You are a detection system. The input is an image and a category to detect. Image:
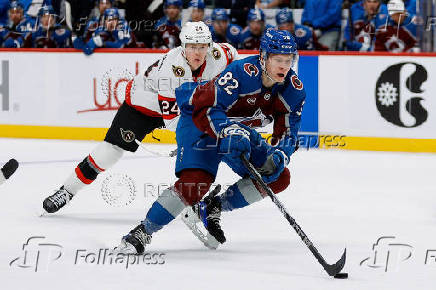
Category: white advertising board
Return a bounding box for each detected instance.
[319,55,436,139]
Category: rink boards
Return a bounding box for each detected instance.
[0,49,435,152]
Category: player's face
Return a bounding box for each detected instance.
[9,8,23,25]
[191,8,204,22]
[249,20,264,36]
[390,12,407,24]
[278,22,294,34]
[41,14,56,29]
[185,43,208,71]
[265,54,294,83]
[213,20,228,36]
[99,2,112,15]
[105,18,119,31]
[364,0,380,17]
[166,5,180,21]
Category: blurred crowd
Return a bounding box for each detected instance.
[0,0,420,53]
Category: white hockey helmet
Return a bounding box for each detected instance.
[387,0,405,16]
[179,21,212,48]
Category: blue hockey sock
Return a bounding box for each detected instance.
[141,187,186,234]
[219,178,264,212]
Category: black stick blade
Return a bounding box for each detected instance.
[1,158,19,179]
[324,248,347,276]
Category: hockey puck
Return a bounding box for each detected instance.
[1,158,19,179]
[334,272,348,279]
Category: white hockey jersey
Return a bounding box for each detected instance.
[125,42,238,131]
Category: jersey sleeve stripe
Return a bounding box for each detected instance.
[158,94,176,102]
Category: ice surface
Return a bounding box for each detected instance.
[0,138,435,290]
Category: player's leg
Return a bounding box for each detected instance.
[218,127,292,211]
[115,119,222,253]
[217,168,291,212]
[43,102,164,213]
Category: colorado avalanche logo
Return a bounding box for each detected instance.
[230,26,240,36]
[172,65,185,77]
[212,48,221,60]
[295,28,306,38]
[120,128,136,143]
[244,63,259,77]
[291,75,303,90]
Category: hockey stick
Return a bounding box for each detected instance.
[241,155,346,277]
[0,159,19,186]
[134,139,177,157]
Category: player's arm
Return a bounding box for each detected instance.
[105,24,132,48]
[272,76,306,158]
[190,65,242,138]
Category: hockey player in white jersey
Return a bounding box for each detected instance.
[42,21,238,214]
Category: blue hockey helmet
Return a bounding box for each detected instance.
[38,5,56,17]
[164,0,183,8]
[260,29,297,56]
[9,1,24,11]
[260,29,298,78]
[247,8,265,22]
[103,8,120,19]
[211,8,228,21]
[189,0,205,9]
[276,8,294,26]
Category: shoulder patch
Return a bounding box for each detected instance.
[172,65,185,77]
[55,28,66,36]
[291,75,303,90]
[212,47,221,60]
[243,63,259,77]
[295,28,306,38]
[230,26,240,35]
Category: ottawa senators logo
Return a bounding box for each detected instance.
[291,75,303,90]
[120,128,135,143]
[243,63,259,77]
[172,65,185,77]
[212,48,221,60]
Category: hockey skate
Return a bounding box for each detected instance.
[113,224,152,255]
[42,187,74,213]
[181,185,226,250]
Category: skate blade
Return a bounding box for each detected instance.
[181,207,220,250]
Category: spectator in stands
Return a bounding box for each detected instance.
[20,0,55,18]
[73,8,136,54]
[117,0,164,48]
[188,0,205,22]
[209,8,241,48]
[344,0,388,51]
[404,0,416,15]
[0,0,8,26]
[153,0,182,48]
[0,1,35,48]
[215,0,256,28]
[68,0,95,34]
[374,0,418,52]
[256,0,285,9]
[239,8,273,49]
[24,5,71,48]
[275,7,316,50]
[80,0,113,42]
[302,0,342,50]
